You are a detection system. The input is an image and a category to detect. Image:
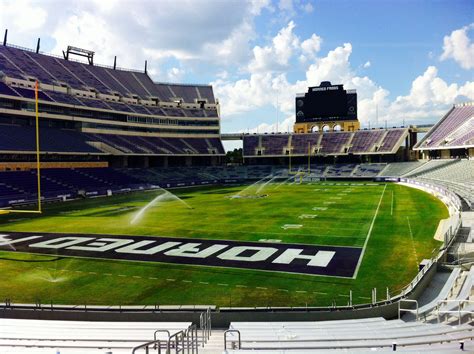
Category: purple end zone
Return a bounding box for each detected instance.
[0,232,362,278]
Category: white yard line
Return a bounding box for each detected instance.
[407,216,419,267]
[391,190,394,216]
[353,184,387,279]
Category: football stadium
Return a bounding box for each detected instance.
[0,6,473,353]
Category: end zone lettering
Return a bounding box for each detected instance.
[0,232,362,278]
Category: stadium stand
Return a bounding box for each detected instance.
[403,160,474,209]
[224,318,473,351]
[415,103,474,150]
[0,318,195,353]
[0,43,224,169]
[242,128,408,157]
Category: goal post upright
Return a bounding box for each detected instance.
[1,81,42,215]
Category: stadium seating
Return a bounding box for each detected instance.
[404,160,474,209]
[416,104,474,149]
[0,318,194,353]
[243,129,408,157]
[378,161,426,177]
[225,318,473,351]
[0,124,101,154]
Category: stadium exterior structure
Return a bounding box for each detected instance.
[0,35,473,333]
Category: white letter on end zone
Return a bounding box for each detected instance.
[272,249,335,267]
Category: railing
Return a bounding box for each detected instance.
[437,300,474,325]
[4,42,145,73]
[224,329,241,350]
[199,307,211,347]
[398,299,419,320]
[132,325,198,354]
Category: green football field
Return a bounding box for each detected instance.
[0,181,447,307]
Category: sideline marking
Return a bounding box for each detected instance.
[353,184,387,279]
[406,216,419,266]
[391,190,394,216]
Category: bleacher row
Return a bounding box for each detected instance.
[0,81,219,118]
[243,128,407,157]
[0,44,215,104]
[0,316,472,353]
[1,160,472,209]
[416,104,474,149]
[401,159,474,209]
[0,124,225,155]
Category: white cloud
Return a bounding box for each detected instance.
[363,61,371,68]
[0,0,47,33]
[303,2,314,13]
[244,114,295,134]
[249,21,300,72]
[1,0,271,80]
[301,34,322,59]
[440,23,474,70]
[214,23,474,133]
[167,67,185,82]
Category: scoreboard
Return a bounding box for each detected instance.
[295,82,357,123]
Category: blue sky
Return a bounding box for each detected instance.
[0,0,472,150]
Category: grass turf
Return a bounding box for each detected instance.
[0,181,447,307]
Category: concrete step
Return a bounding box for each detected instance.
[201,330,226,354]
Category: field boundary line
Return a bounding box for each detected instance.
[352,183,387,279]
[391,190,394,216]
[406,216,419,267]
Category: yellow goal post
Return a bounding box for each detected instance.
[0,81,42,215]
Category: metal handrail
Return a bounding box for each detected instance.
[185,324,198,354]
[154,330,171,350]
[399,299,419,320]
[224,329,241,350]
[167,330,185,353]
[132,339,164,354]
[437,300,474,325]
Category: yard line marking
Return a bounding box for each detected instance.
[182,280,192,283]
[338,294,350,297]
[104,273,113,276]
[199,281,209,285]
[296,290,307,293]
[132,276,141,279]
[278,289,289,292]
[236,285,247,288]
[359,296,371,300]
[149,277,158,280]
[313,291,327,295]
[218,283,228,287]
[391,190,394,216]
[118,274,127,277]
[256,286,268,290]
[166,278,176,282]
[88,272,97,275]
[406,216,419,267]
[353,183,387,279]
